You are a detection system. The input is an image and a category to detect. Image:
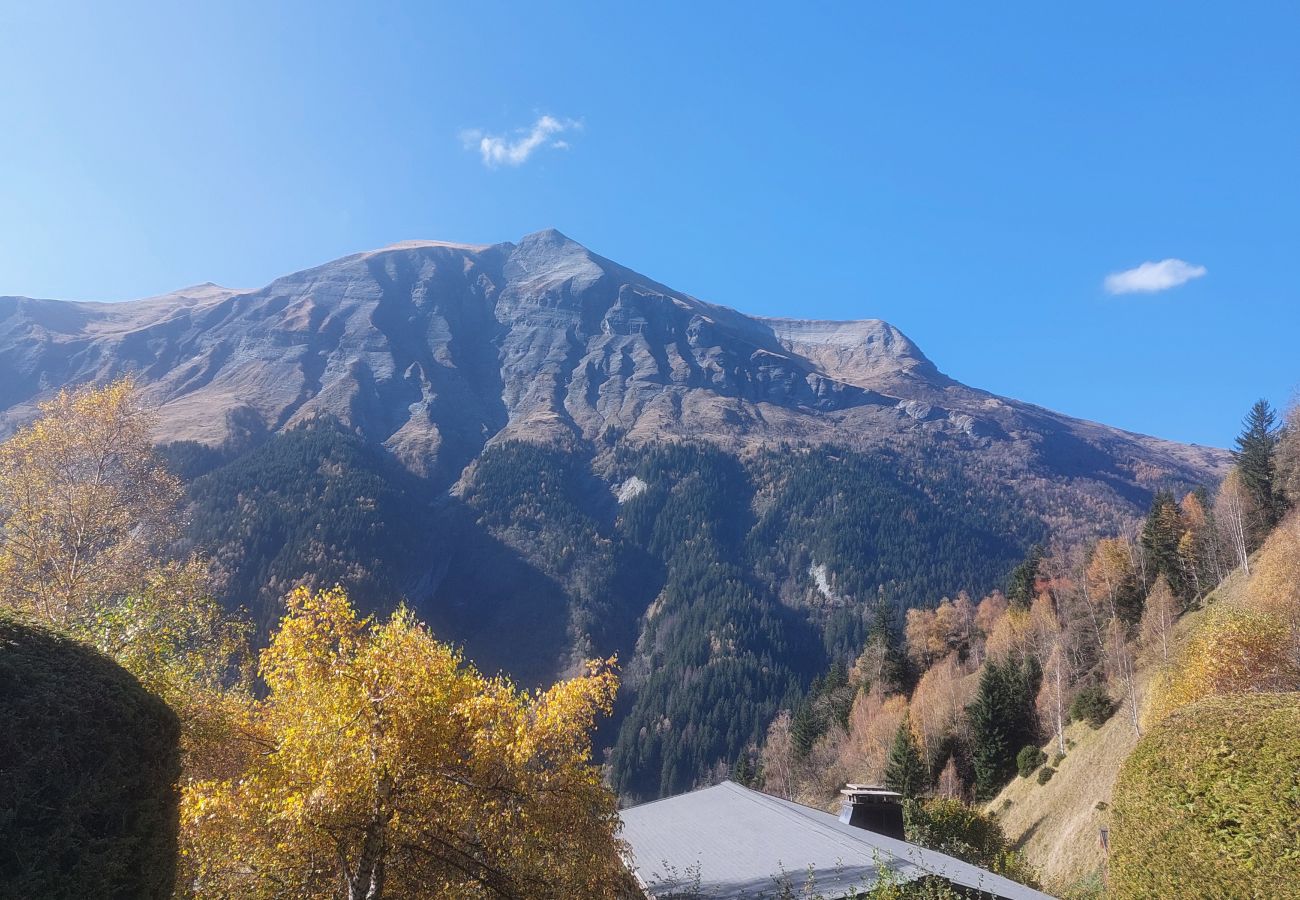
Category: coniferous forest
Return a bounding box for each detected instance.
[173,424,1047,800]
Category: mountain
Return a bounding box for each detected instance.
[0,229,1229,799]
[0,230,1220,488]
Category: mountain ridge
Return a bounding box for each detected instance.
[0,229,1226,496]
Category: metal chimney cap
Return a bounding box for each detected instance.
[840,785,903,800]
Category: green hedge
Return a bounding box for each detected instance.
[902,798,1041,888]
[0,611,180,898]
[1111,693,1300,899]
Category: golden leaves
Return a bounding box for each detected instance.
[1144,511,1300,729]
[1145,606,1299,729]
[0,377,250,781]
[0,378,183,625]
[182,587,627,899]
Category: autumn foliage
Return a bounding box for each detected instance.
[1145,513,1300,727]
[0,382,630,900]
[0,380,249,779]
[0,379,183,624]
[181,586,629,900]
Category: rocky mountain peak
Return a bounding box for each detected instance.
[758,316,947,387]
[0,230,1227,498]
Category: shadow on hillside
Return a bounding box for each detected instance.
[1010,815,1044,852]
[419,500,573,688]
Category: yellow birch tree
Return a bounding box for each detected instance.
[181,586,630,900]
[0,378,250,776]
[0,379,181,624]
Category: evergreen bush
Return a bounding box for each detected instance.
[1069,684,1115,728]
[1016,745,1047,778]
[0,611,180,898]
[903,798,1040,888]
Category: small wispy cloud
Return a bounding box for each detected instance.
[1104,258,1207,295]
[460,115,579,168]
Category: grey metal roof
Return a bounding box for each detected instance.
[619,781,1055,900]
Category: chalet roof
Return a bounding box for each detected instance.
[619,781,1053,900]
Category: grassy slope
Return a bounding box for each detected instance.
[985,694,1139,896]
[985,568,1251,898]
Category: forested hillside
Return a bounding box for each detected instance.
[169,421,1046,798]
[605,443,1043,799]
[3,365,1291,900]
[743,398,1300,898]
[175,420,441,633]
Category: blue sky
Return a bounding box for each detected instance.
[1,1,1296,447]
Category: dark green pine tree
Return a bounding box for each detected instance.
[1006,545,1044,610]
[1140,491,1188,599]
[967,657,1041,801]
[731,753,755,787]
[790,701,821,759]
[858,598,905,694]
[884,715,929,799]
[1234,399,1280,532]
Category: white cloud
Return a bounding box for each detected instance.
[460,115,579,168]
[1104,258,1207,295]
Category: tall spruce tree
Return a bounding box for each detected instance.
[731,754,755,787]
[1140,491,1188,599]
[967,657,1041,801]
[790,701,821,759]
[1006,545,1044,610]
[884,715,929,799]
[1234,399,1280,533]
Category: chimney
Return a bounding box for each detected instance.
[838,784,905,840]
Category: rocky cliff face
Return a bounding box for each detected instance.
[0,228,1225,501]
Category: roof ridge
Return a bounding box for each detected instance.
[620,779,736,813]
[722,785,921,877]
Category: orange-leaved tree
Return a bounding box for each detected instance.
[181,586,630,900]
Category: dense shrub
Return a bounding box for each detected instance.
[1016,745,1047,778]
[0,611,181,898]
[903,798,1040,887]
[1069,684,1115,728]
[1111,693,1300,899]
[1036,767,1055,785]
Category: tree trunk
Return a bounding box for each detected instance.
[1054,660,1067,756]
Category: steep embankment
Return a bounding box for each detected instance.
[987,568,1251,896]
